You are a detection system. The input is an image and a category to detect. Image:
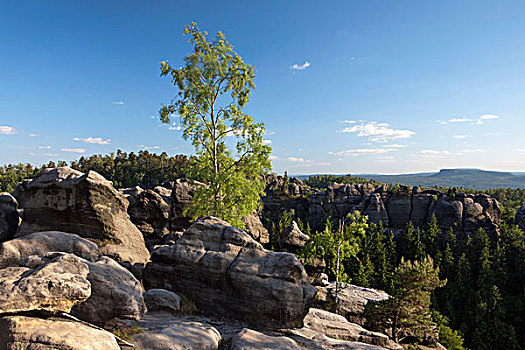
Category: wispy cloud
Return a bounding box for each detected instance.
[269,155,279,160]
[61,148,86,153]
[416,149,485,158]
[263,140,272,145]
[377,156,395,161]
[453,135,469,139]
[29,152,57,157]
[168,125,183,130]
[144,146,160,150]
[10,145,51,150]
[383,144,407,148]
[340,121,415,142]
[29,133,39,137]
[290,61,311,70]
[440,114,499,125]
[517,149,525,152]
[112,101,124,105]
[73,137,111,145]
[329,148,394,156]
[288,156,313,163]
[0,126,17,135]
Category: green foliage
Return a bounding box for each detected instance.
[111,324,143,341]
[432,311,466,350]
[305,174,380,190]
[159,23,271,227]
[366,256,446,343]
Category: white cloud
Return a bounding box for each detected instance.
[416,149,485,158]
[290,61,311,70]
[112,101,124,105]
[169,126,183,130]
[144,146,160,150]
[383,144,407,148]
[29,133,39,137]
[150,115,156,119]
[317,162,331,166]
[263,140,272,145]
[269,155,279,160]
[453,135,469,139]
[74,137,111,145]
[38,146,51,149]
[444,114,499,125]
[61,148,86,153]
[0,126,17,135]
[329,148,393,156]
[29,152,57,157]
[340,121,415,142]
[517,149,525,152]
[287,157,313,163]
[377,156,395,161]
[342,120,357,124]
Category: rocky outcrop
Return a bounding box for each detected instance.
[297,308,402,350]
[0,253,91,315]
[144,289,182,315]
[14,167,149,265]
[0,193,19,242]
[241,213,270,244]
[143,217,317,329]
[230,328,302,350]
[279,221,310,253]
[125,313,221,350]
[0,231,101,268]
[126,188,171,247]
[263,180,500,235]
[315,284,390,325]
[170,178,206,231]
[0,316,120,350]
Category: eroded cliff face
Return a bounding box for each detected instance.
[262,175,501,235]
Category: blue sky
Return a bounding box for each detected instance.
[1,0,525,174]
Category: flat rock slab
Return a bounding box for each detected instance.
[0,315,120,350]
[127,313,221,350]
[0,253,90,314]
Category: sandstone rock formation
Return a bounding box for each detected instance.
[230,328,302,350]
[143,217,317,329]
[0,192,19,242]
[263,179,500,235]
[241,212,270,244]
[0,253,91,315]
[279,220,310,253]
[0,231,101,268]
[14,167,149,265]
[315,283,390,325]
[144,289,182,315]
[0,316,120,350]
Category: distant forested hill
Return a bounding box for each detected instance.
[355,169,525,190]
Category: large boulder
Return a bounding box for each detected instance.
[230,328,302,350]
[143,217,317,329]
[279,221,310,253]
[0,316,120,350]
[71,256,146,325]
[170,178,206,231]
[14,167,149,265]
[0,231,101,268]
[127,189,171,248]
[0,253,91,315]
[144,289,182,315]
[0,193,19,242]
[431,197,463,230]
[241,213,270,244]
[127,313,221,350]
[315,284,390,325]
[298,308,402,350]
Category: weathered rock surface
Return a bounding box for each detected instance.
[263,179,500,235]
[143,217,317,328]
[14,167,149,265]
[170,178,206,231]
[71,256,146,325]
[0,193,19,242]
[0,315,120,350]
[128,313,221,350]
[315,284,390,325]
[298,308,402,350]
[291,333,390,350]
[144,289,182,315]
[230,328,302,350]
[0,253,91,314]
[127,189,171,248]
[0,231,101,268]
[241,213,270,244]
[279,221,310,253]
